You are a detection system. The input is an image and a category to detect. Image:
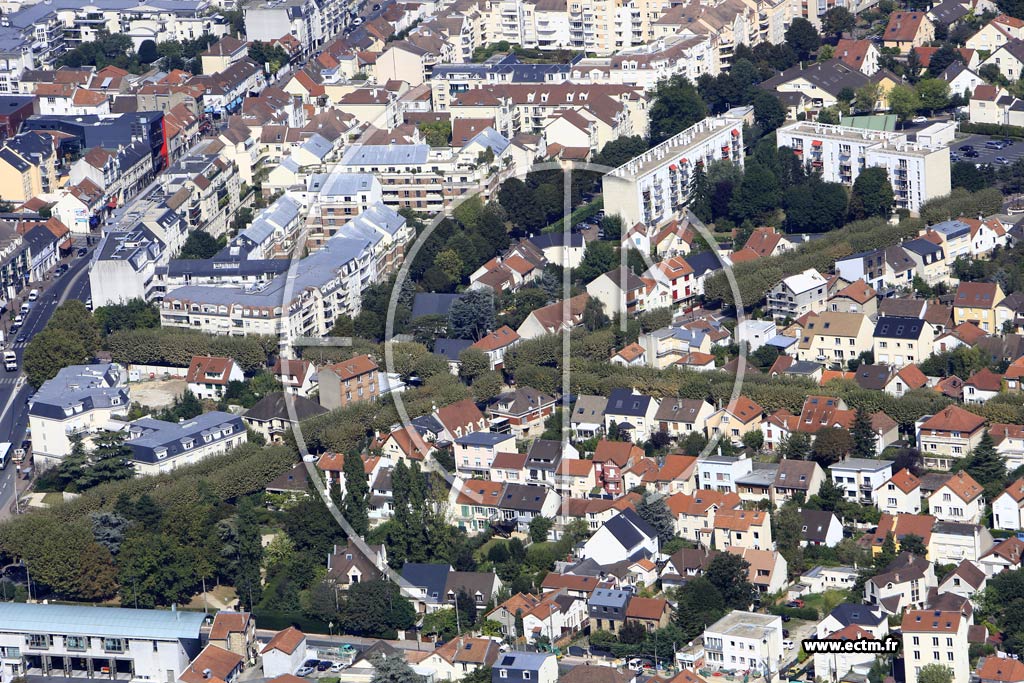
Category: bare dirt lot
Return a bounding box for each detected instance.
[128,378,186,409]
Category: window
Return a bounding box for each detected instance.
[499,671,508,679]
[523,674,531,680]
[26,635,51,650]
[65,636,87,651]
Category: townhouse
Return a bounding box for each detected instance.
[666,489,741,542]
[711,509,772,550]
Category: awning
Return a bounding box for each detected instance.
[732,128,739,136]
[669,164,677,171]
[721,145,729,151]
[812,140,822,146]
[107,198,117,208]
[680,158,688,164]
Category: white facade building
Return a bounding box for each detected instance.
[776,121,951,215]
[703,611,784,679]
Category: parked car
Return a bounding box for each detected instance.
[783,629,790,638]
[77,247,87,257]
[959,144,975,151]
[296,667,315,677]
[316,661,333,672]
[329,663,349,673]
[1005,139,1016,146]
[950,152,961,162]
[781,614,791,622]
[786,599,804,608]
[964,149,979,158]
[997,156,1011,164]
[783,640,795,650]
[912,116,928,123]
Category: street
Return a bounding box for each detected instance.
[0,240,93,520]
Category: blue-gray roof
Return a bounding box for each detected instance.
[767,335,798,349]
[454,431,511,447]
[300,133,332,161]
[341,144,429,166]
[412,293,463,319]
[466,127,509,155]
[126,411,244,464]
[310,171,377,196]
[0,603,206,639]
[237,193,302,248]
[401,563,450,602]
[434,338,473,361]
[494,652,554,682]
[874,316,927,339]
[588,587,630,608]
[828,603,886,628]
[684,251,723,276]
[529,232,583,250]
[606,388,653,418]
[902,238,943,257]
[930,219,971,240]
[603,508,656,549]
[30,364,128,420]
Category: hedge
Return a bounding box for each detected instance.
[106,328,277,374]
[957,122,1024,139]
[768,605,820,621]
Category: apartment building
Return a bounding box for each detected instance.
[703,611,784,678]
[829,458,894,506]
[603,115,744,228]
[776,121,951,215]
[160,150,241,238]
[318,354,379,411]
[902,610,971,683]
[90,204,188,307]
[126,411,247,475]
[873,317,935,367]
[794,310,873,365]
[28,364,129,469]
[0,603,207,683]
[0,131,56,202]
[303,173,383,249]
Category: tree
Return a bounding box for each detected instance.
[905,48,923,83]
[23,324,87,388]
[178,230,224,259]
[529,516,554,543]
[928,45,962,76]
[94,299,160,335]
[851,408,878,459]
[674,576,726,639]
[874,532,898,570]
[340,580,417,639]
[741,430,764,452]
[435,249,464,281]
[753,91,786,133]
[248,41,290,74]
[785,18,820,60]
[232,497,264,610]
[418,120,452,147]
[649,76,708,144]
[900,533,928,556]
[779,432,812,460]
[448,290,496,340]
[117,533,198,608]
[458,347,490,384]
[848,167,894,220]
[636,493,676,545]
[822,6,854,37]
[963,430,1005,487]
[369,653,419,683]
[706,552,754,610]
[812,427,853,467]
[888,84,922,124]
[576,240,617,283]
[774,502,805,571]
[595,136,649,168]
[342,451,370,536]
[583,296,610,331]
[917,78,950,114]
[917,665,954,683]
[854,82,881,113]
[783,178,848,233]
[730,163,782,224]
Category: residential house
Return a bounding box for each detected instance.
[712,509,772,550]
[705,397,764,446]
[454,432,518,477]
[916,406,987,470]
[830,458,894,506]
[624,597,671,633]
[498,483,561,533]
[487,387,557,439]
[491,652,558,683]
[883,11,935,52]
[587,588,631,635]
[581,509,659,565]
[586,266,652,319]
[795,311,874,367]
[451,479,505,534]
[876,469,924,515]
[767,268,828,321]
[603,388,659,442]
[185,355,244,401]
[593,440,644,497]
[516,294,588,340]
[930,521,995,565]
[865,552,937,614]
[271,358,317,397]
[318,354,379,410]
[874,317,936,367]
[260,628,307,678]
[993,478,1024,530]
[930,471,986,524]
[471,325,521,370]
[697,454,754,494]
[901,610,970,683]
[326,540,387,590]
[571,395,608,440]
[980,536,1024,577]
[702,611,783,673]
[953,282,1005,333]
[800,509,843,548]
[242,393,327,444]
[871,513,936,557]
[965,368,1003,405]
[937,560,987,600]
[435,398,489,442]
[654,399,714,439]
[666,489,741,542]
[773,459,825,506]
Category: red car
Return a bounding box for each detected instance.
[786,599,805,608]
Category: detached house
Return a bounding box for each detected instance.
[319,355,379,410]
[916,406,987,470]
[186,355,244,400]
[712,509,772,550]
[830,458,894,506]
[883,11,935,51]
[654,399,714,439]
[581,509,659,565]
[604,388,659,442]
[876,469,923,515]
[487,387,557,439]
[930,471,986,524]
[993,478,1024,530]
[953,281,1005,332]
[767,268,828,321]
[471,325,520,370]
[706,396,764,445]
[795,311,874,366]
[865,552,937,614]
[873,317,935,367]
[436,398,489,442]
[773,459,825,505]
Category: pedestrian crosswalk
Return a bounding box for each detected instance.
[0,376,19,386]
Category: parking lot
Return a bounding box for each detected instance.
[953,134,1024,166]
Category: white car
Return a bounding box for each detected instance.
[296,667,315,677]
[330,663,349,673]
[783,639,795,650]
[912,116,928,123]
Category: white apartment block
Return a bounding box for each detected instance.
[0,603,206,683]
[603,116,745,228]
[28,364,129,470]
[703,611,784,679]
[776,121,951,215]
